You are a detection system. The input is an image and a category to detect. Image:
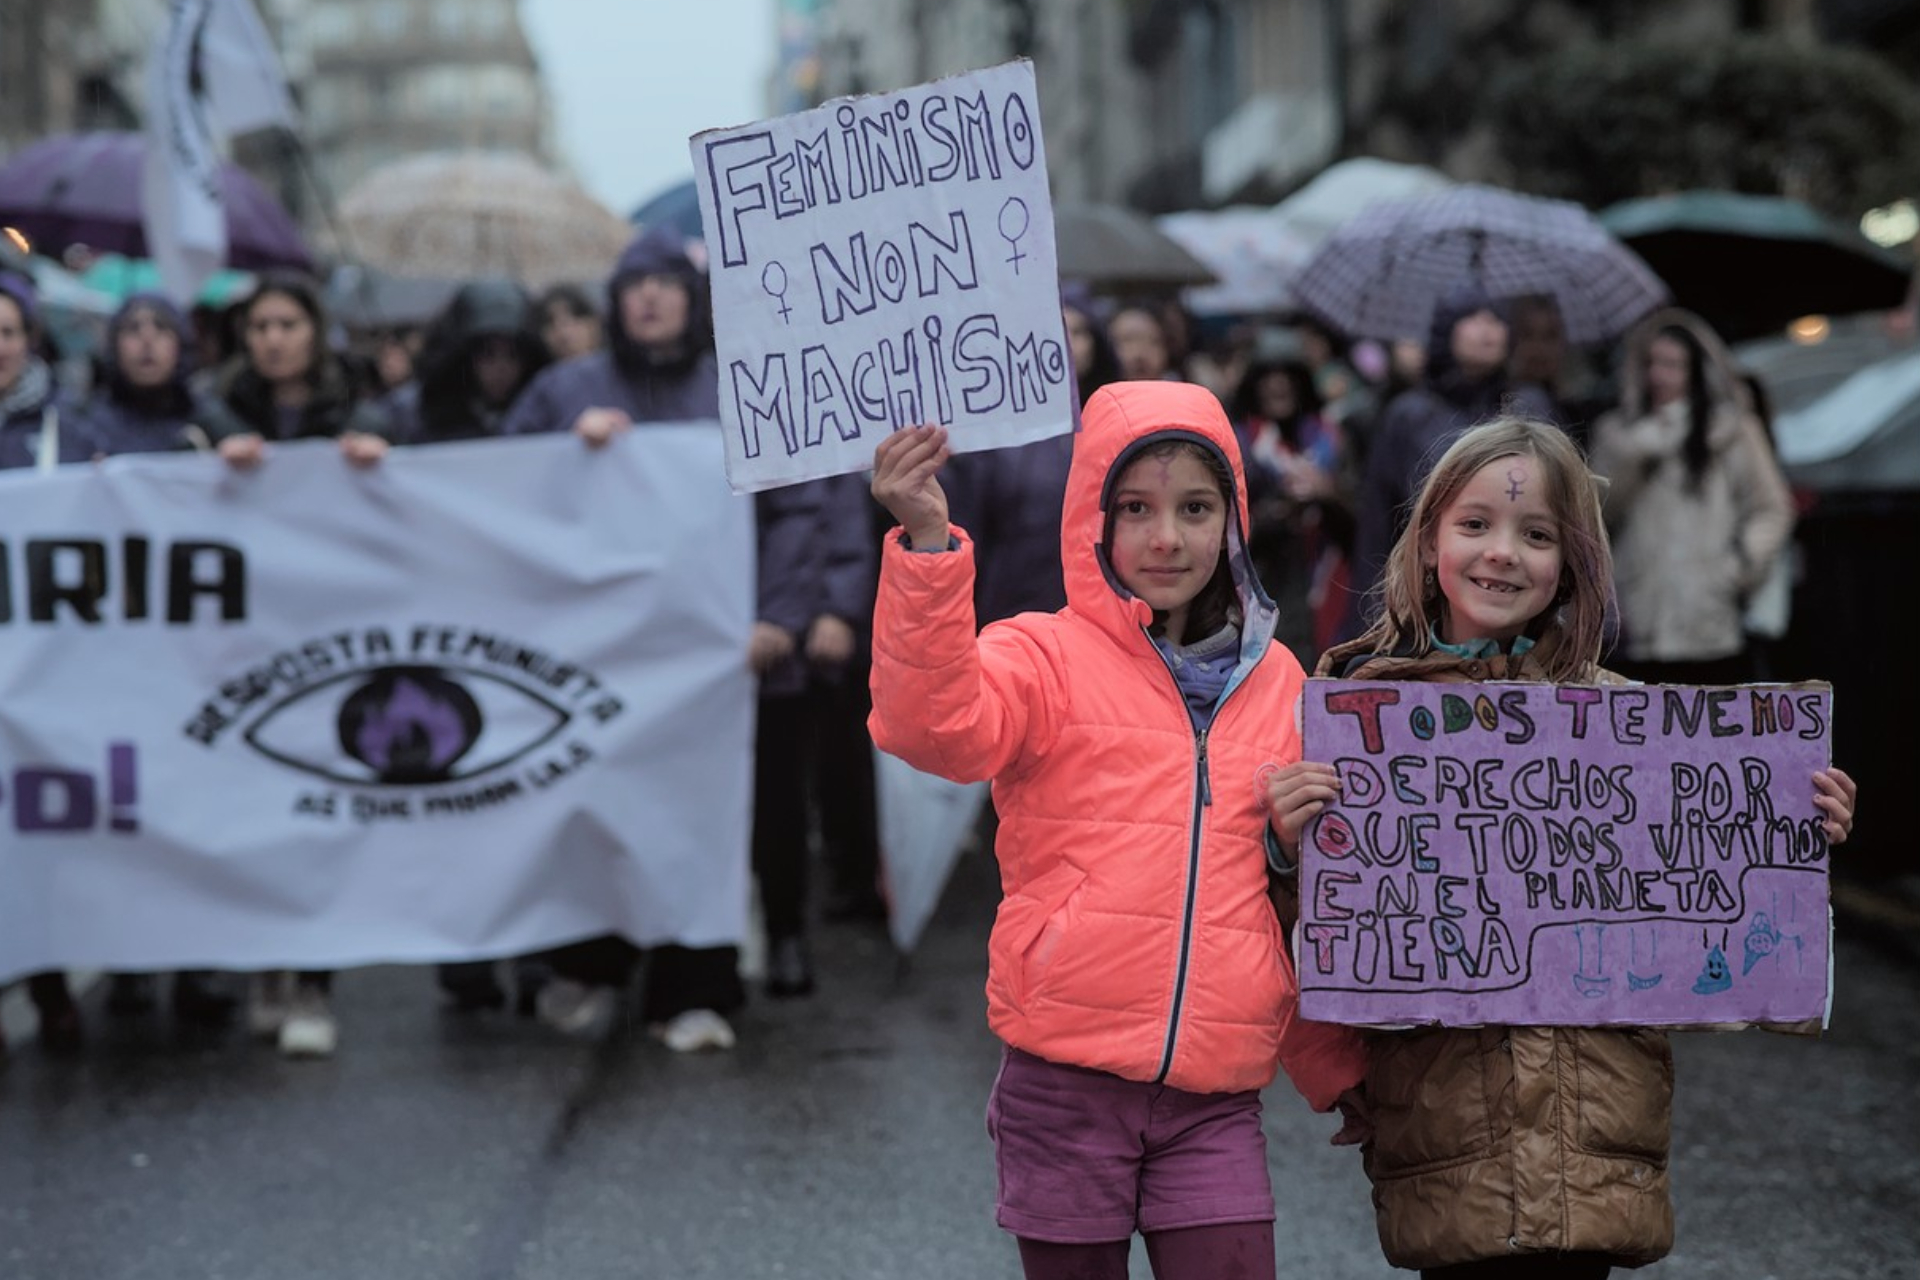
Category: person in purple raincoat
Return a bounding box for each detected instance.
[502,226,826,1049]
[74,293,214,457]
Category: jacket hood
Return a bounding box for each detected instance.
[1064,381,1275,646]
[1613,306,1749,420]
[1425,278,1508,392]
[414,279,550,436]
[606,225,712,376]
[102,292,196,411]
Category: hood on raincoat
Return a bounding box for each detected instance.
[1612,306,1750,420]
[101,292,196,414]
[1065,380,1278,648]
[606,225,712,377]
[1424,277,1509,391]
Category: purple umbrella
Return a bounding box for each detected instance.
[0,131,312,271]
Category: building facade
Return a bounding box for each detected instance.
[272,0,557,207]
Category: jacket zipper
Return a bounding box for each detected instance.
[1148,621,1258,1084]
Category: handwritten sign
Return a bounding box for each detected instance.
[690,59,1073,493]
[1296,680,1834,1030]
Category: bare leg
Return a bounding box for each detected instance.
[1016,1236,1132,1280]
[1144,1221,1275,1280]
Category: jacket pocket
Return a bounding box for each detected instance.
[1572,1027,1674,1166]
[992,861,1088,1013]
[1363,1026,1508,1180]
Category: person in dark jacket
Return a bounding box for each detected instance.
[1338,280,1557,642]
[802,471,886,928]
[200,270,392,467]
[75,293,213,457]
[389,279,550,447]
[503,226,826,1044]
[68,291,243,1025]
[200,271,389,1059]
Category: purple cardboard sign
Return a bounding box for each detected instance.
[1297,680,1833,1030]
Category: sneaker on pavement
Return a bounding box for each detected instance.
[277,987,338,1059]
[651,1008,736,1053]
[535,978,618,1037]
[248,971,292,1039]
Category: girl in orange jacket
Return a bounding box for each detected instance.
[868,381,1367,1280]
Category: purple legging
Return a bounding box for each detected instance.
[1017,1222,1276,1280]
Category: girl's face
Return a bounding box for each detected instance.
[1427,454,1562,647]
[244,291,318,384]
[1109,308,1169,381]
[1645,334,1690,407]
[114,307,182,390]
[1108,448,1229,644]
[0,296,28,394]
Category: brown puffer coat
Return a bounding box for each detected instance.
[1317,637,1675,1272]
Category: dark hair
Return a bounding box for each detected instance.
[1228,358,1322,449]
[1104,437,1239,642]
[536,282,598,322]
[1063,297,1120,405]
[1650,324,1716,490]
[415,280,551,438]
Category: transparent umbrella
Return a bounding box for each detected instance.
[338,151,633,290]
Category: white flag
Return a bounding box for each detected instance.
[142,0,299,306]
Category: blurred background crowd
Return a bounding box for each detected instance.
[2,0,1916,1063]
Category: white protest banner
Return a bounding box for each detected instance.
[691,58,1073,493]
[0,431,754,985]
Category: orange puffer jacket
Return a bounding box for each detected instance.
[869,382,1365,1107]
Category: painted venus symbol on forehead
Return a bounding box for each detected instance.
[1507,467,1526,501]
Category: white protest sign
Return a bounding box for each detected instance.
[691,59,1074,493]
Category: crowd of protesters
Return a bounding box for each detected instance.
[0,225,1804,1068]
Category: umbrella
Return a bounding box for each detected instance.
[79,255,255,307]
[1597,190,1914,343]
[629,177,706,240]
[338,150,632,291]
[0,131,312,271]
[1156,207,1317,316]
[1269,156,1453,244]
[1054,201,1217,291]
[1288,183,1669,343]
[1773,347,1920,484]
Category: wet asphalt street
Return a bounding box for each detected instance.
[2,850,1917,1280]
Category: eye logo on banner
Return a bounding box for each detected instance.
[184,623,625,824]
[244,664,569,788]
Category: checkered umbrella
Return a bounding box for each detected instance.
[1287,184,1669,343]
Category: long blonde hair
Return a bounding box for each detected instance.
[1358,416,1612,681]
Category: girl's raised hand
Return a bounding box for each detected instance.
[1263,760,1342,856]
[871,424,952,550]
[1814,767,1857,845]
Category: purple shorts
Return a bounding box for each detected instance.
[986,1046,1275,1244]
